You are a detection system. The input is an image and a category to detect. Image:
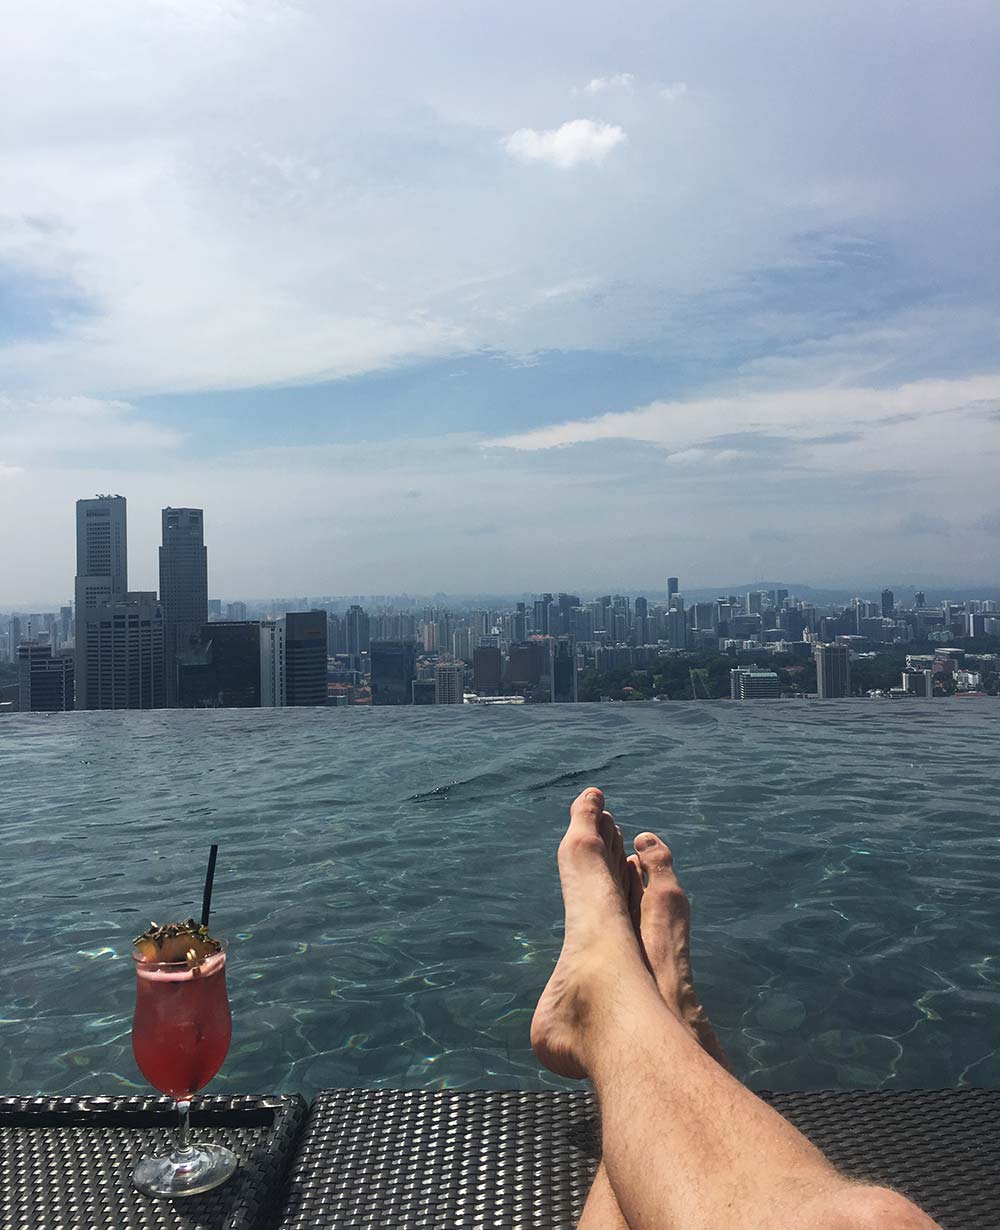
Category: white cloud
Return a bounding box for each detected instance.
[0,395,182,461]
[581,73,634,94]
[660,81,688,102]
[501,119,627,168]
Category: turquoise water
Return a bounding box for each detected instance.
[2,702,998,1100]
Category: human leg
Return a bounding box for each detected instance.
[533,789,939,1230]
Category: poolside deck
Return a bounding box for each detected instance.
[1,1089,996,1228]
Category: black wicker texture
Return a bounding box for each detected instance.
[759,1088,999,1230]
[0,1093,306,1230]
[276,1087,999,1230]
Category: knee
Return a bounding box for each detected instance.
[817,1185,939,1230]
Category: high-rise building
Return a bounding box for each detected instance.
[74,496,133,708]
[730,668,780,700]
[507,639,549,698]
[77,591,165,710]
[159,508,208,705]
[914,591,926,609]
[346,605,370,671]
[552,636,578,703]
[177,622,262,708]
[284,611,327,706]
[17,643,74,711]
[667,605,688,650]
[512,602,528,642]
[434,660,465,704]
[814,642,851,698]
[667,577,679,602]
[473,645,503,695]
[370,639,417,705]
[881,588,895,618]
[260,619,286,705]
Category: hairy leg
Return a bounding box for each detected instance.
[533,789,939,1230]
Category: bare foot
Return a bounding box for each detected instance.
[530,788,651,1079]
[628,832,729,1068]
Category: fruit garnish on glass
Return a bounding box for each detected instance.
[130,848,237,1198]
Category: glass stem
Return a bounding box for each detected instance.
[175,1099,194,1156]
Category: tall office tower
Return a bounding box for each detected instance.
[814,642,851,698]
[512,602,527,643]
[881,588,895,617]
[177,622,263,708]
[370,639,417,704]
[473,645,502,695]
[667,605,688,650]
[327,612,345,655]
[968,612,986,638]
[556,594,580,636]
[452,626,473,660]
[532,594,553,635]
[6,615,23,660]
[634,596,649,644]
[284,611,327,706]
[552,636,578,703]
[779,607,805,640]
[667,577,679,603]
[774,588,789,607]
[74,495,129,708]
[226,601,247,621]
[208,599,223,619]
[914,591,926,609]
[435,660,465,704]
[260,619,286,705]
[346,605,370,671]
[747,591,763,616]
[159,508,208,705]
[506,640,548,696]
[58,606,73,647]
[17,643,74,711]
[729,668,780,700]
[422,621,439,652]
[78,592,165,710]
[692,602,719,631]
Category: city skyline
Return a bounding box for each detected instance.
[2,5,1000,598]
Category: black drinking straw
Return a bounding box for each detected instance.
[200,844,219,929]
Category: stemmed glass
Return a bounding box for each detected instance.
[131,942,237,1197]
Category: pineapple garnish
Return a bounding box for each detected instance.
[134,918,222,964]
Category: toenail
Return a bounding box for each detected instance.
[635,832,658,850]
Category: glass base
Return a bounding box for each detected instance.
[132,1142,238,1198]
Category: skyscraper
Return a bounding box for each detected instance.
[159,508,208,705]
[814,643,851,698]
[667,577,679,602]
[370,639,417,704]
[881,588,895,617]
[346,605,370,671]
[667,605,688,650]
[17,643,74,711]
[552,636,578,702]
[284,611,328,706]
[434,660,465,704]
[77,592,165,710]
[473,645,502,695]
[177,622,262,708]
[74,496,165,709]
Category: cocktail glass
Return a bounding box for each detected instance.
[130,942,237,1197]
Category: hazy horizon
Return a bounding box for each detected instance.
[2,2,999,599]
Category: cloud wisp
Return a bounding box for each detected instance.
[501,119,627,168]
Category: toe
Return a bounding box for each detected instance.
[634,833,684,892]
[569,788,605,837]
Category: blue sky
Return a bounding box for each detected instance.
[1,0,999,602]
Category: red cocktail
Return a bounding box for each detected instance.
[133,949,232,1099]
[130,934,237,1197]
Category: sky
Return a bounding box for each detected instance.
[2,0,999,604]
